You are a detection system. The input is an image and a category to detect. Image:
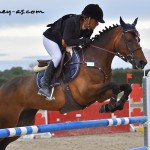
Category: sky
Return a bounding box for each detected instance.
[0,0,150,71]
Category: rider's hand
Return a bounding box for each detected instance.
[62,39,68,48]
[83,38,91,46]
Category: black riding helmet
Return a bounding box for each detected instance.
[82,4,105,23]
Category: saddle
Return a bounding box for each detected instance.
[35,49,83,113]
[35,49,80,88]
[37,51,67,80]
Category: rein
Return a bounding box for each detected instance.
[68,27,142,82]
[90,44,130,62]
[90,29,142,63]
[90,44,116,55]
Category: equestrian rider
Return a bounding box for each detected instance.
[38,4,105,98]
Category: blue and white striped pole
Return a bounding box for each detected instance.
[129,146,148,150]
[0,116,146,138]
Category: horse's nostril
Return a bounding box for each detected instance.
[138,60,147,69]
[140,60,147,66]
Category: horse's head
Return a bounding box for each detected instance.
[115,17,147,69]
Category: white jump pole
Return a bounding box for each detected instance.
[129,71,150,150]
[143,72,150,149]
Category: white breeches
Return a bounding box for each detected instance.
[43,36,62,68]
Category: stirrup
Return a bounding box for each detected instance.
[46,87,55,101]
[37,87,55,101]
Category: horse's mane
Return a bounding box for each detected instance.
[92,24,119,41]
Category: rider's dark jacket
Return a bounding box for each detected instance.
[43,14,93,48]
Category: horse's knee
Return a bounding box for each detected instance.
[108,82,120,95]
[120,84,132,95]
[125,84,132,95]
[127,84,132,93]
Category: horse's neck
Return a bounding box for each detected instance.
[84,27,121,72]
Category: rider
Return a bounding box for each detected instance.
[38,4,105,98]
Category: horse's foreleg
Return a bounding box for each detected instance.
[0,111,20,150]
[116,84,132,110]
[0,109,38,150]
[98,82,120,113]
[100,83,132,113]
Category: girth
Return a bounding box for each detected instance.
[60,80,84,114]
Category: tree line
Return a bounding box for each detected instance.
[0,67,149,86]
[0,67,31,86]
[112,68,150,85]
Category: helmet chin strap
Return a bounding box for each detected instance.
[87,17,91,29]
[82,23,86,30]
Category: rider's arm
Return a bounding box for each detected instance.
[62,19,88,46]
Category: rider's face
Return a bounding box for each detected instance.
[83,18,99,30]
[89,18,99,30]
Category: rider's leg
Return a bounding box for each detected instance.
[38,60,55,97]
[38,36,62,98]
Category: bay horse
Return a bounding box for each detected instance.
[0,17,147,149]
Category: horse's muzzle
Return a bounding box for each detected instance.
[133,58,147,69]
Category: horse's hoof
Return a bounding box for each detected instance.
[99,104,106,113]
[99,104,110,113]
[109,102,124,112]
[116,101,124,110]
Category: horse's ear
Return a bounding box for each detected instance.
[120,16,126,27]
[132,17,138,26]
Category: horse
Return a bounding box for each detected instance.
[0,17,147,149]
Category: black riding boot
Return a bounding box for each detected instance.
[38,61,55,98]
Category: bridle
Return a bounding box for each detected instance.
[120,29,142,63]
[79,26,142,82]
[90,28,142,65]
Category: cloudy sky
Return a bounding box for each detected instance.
[0,0,150,71]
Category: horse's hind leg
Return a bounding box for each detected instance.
[0,109,38,150]
[0,137,20,150]
[15,109,38,126]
